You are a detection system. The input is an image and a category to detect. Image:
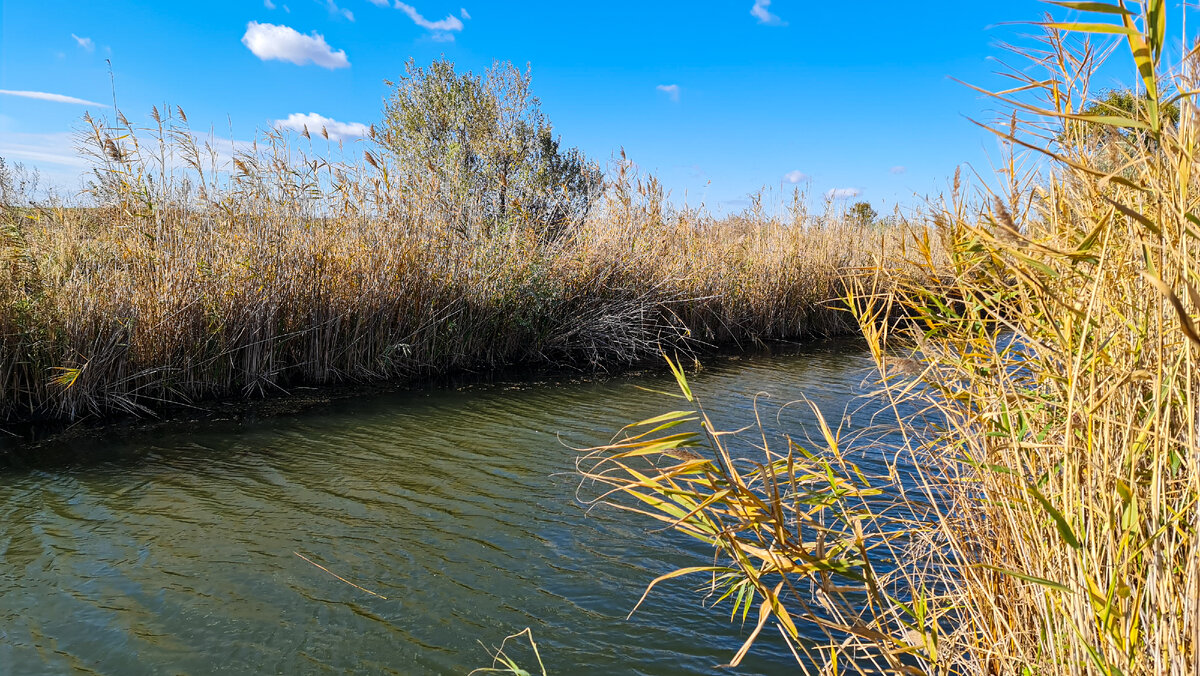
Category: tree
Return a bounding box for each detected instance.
[379,58,603,240]
[848,200,877,225]
[1062,88,1180,150]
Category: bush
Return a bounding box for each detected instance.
[379,58,603,241]
[848,200,877,225]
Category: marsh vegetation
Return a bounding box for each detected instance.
[3,2,1197,675]
[0,58,912,423]
[582,3,1200,674]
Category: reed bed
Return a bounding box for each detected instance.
[580,3,1198,674]
[0,111,908,423]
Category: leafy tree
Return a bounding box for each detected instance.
[848,200,877,225]
[1063,88,1180,149]
[379,58,602,240]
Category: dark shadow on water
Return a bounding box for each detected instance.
[0,336,869,471]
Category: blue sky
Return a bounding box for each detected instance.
[0,0,1151,213]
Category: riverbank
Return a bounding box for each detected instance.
[0,121,922,426]
[0,335,860,458]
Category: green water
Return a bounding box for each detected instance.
[0,340,888,675]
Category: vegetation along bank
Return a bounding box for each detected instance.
[0,58,917,424]
[581,4,1200,675]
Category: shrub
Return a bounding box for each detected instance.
[379,58,603,241]
[848,200,878,225]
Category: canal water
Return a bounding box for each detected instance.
[0,340,893,675]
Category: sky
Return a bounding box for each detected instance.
[0,0,1159,214]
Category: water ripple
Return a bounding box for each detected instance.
[0,340,893,675]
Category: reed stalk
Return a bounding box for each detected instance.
[0,108,915,423]
[579,3,1199,673]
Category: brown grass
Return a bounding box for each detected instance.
[578,3,1199,674]
[0,112,916,423]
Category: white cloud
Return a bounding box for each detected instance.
[241,22,350,69]
[0,89,107,107]
[750,0,786,26]
[783,170,808,184]
[0,130,88,169]
[826,187,861,200]
[366,0,389,5]
[656,84,680,102]
[71,33,94,51]
[274,112,369,141]
[0,130,92,196]
[324,0,353,21]
[395,2,465,32]
[264,0,276,8]
[0,119,264,193]
[460,8,470,19]
[890,165,907,175]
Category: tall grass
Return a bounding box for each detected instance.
[0,109,910,422]
[580,3,1198,674]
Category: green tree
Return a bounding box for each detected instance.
[1063,88,1180,149]
[848,200,877,225]
[379,58,602,240]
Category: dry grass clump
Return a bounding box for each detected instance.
[872,10,1200,671]
[0,109,912,422]
[580,3,1198,674]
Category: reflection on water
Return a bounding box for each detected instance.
[0,340,890,675]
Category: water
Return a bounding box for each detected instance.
[0,340,891,675]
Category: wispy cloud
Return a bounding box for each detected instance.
[71,33,94,52]
[264,0,276,8]
[750,0,786,26]
[826,187,861,200]
[656,84,680,102]
[241,22,349,69]
[890,165,907,175]
[324,0,354,21]
[0,120,279,193]
[0,130,88,169]
[274,112,369,141]
[783,170,808,184]
[460,8,470,19]
[0,129,95,195]
[0,89,107,107]
[366,0,389,5]
[395,2,467,40]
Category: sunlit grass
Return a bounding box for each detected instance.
[469,628,547,676]
[580,2,1199,674]
[0,110,921,422]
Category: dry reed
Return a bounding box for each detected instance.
[0,108,911,423]
[579,3,1199,674]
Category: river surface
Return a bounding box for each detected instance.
[0,340,896,675]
